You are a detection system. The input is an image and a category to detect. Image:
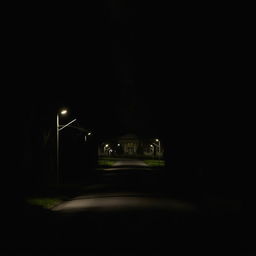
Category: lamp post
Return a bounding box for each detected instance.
[104,144,109,156]
[155,139,161,165]
[57,109,76,186]
[152,139,161,163]
[150,144,154,159]
[155,139,161,156]
[84,132,92,143]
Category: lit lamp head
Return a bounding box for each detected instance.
[60,109,68,115]
[155,139,159,142]
[88,132,91,136]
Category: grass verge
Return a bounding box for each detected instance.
[26,197,64,209]
[143,159,165,167]
[97,157,121,167]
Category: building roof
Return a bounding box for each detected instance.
[118,133,139,141]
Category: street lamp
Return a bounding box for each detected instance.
[61,109,67,115]
[57,109,77,186]
[150,144,154,158]
[104,144,109,155]
[107,147,112,156]
[155,139,161,155]
[153,139,161,162]
[85,132,93,142]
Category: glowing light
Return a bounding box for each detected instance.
[88,132,91,136]
[156,139,159,142]
[60,109,68,115]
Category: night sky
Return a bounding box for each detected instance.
[20,2,170,137]
[19,1,249,143]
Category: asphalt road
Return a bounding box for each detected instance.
[112,159,148,167]
[51,191,246,252]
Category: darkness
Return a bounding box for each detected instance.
[9,1,255,254]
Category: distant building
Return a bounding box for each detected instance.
[118,134,139,155]
[98,133,163,158]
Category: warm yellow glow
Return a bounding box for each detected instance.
[117,144,120,146]
[150,145,153,147]
[105,144,109,147]
[60,109,68,115]
[88,132,91,136]
[156,139,159,142]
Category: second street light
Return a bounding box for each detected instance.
[153,139,161,162]
[155,139,161,155]
[104,144,109,156]
[57,109,77,186]
[150,144,154,159]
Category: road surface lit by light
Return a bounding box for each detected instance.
[52,196,197,213]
